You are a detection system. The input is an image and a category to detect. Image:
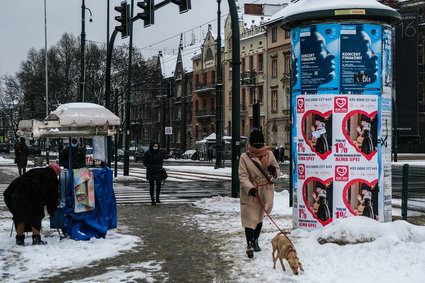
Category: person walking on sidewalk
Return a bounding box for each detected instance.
[59,138,86,169]
[238,129,280,258]
[143,140,164,205]
[3,163,61,245]
[15,137,29,175]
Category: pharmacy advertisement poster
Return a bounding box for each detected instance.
[299,24,340,94]
[340,24,382,94]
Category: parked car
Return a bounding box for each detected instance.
[0,143,11,154]
[166,148,183,159]
[134,146,149,163]
[28,145,41,156]
[182,149,197,159]
[114,148,125,161]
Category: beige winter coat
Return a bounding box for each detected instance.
[239,150,280,229]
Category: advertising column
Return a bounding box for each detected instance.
[291,23,392,230]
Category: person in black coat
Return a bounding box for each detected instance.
[15,137,29,175]
[143,140,164,205]
[59,138,86,169]
[3,163,61,245]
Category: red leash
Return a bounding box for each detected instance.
[256,194,294,245]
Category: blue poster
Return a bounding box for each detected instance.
[291,27,301,95]
[300,24,340,94]
[340,24,382,94]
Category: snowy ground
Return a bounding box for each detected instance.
[1,191,425,282]
[1,156,425,282]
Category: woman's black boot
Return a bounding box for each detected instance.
[246,241,254,258]
[16,235,25,246]
[32,235,47,245]
[253,239,261,252]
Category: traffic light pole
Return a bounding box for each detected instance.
[123,0,135,176]
[228,0,240,198]
[215,0,223,169]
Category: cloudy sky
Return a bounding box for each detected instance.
[0,0,236,77]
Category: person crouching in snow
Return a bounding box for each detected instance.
[3,163,61,245]
[239,129,280,258]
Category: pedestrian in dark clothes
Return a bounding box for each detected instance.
[15,137,29,175]
[273,147,280,163]
[143,140,164,205]
[279,145,285,163]
[3,163,61,245]
[59,138,86,169]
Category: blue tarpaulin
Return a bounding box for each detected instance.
[60,167,117,240]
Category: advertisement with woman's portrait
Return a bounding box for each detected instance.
[304,179,333,223]
[344,180,379,220]
[300,24,340,94]
[303,111,333,157]
[344,111,378,157]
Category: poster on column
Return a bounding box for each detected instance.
[340,24,382,94]
[300,24,340,94]
[381,26,393,221]
[294,95,333,230]
[291,27,301,95]
[333,95,381,221]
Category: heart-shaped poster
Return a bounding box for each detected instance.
[301,110,332,160]
[302,177,333,226]
[342,110,378,161]
[342,178,378,220]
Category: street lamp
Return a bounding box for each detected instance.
[215,0,224,169]
[241,70,262,130]
[80,0,93,102]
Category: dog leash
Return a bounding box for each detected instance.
[256,194,294,245]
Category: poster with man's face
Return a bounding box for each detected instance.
[300,24,340,94]
[340,24,382,94]
[291,27,301,95]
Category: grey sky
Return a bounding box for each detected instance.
[0,0,234,77]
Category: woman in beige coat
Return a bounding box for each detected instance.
[239,129,280,258]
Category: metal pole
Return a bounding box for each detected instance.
[228,0,240,198]
[123,0,134,176]
[105,28,118,167]
[393,95,398,162]
[215,0,224,169]
[401,163,409,220]
[44,0,50,164]
[252,70,260,129]
[114,89,119,177]
[107,0,110,47]
[80,0,86,102]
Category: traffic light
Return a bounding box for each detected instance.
[114,1,130,38]
[171,0,191,14]
[137,0,154,28]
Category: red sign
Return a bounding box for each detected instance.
[335,165,349,182]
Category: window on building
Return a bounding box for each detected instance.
[258,54,263,72]
[211,98,215,111]
[242,89,246,110]
[195,74,200,85]
[206,47,214,61]
[249,55,254,71]
[272,59,278,78]
[195,100,199,112]
[250,88,255,105]
[242,119,246,136]
[229,92,232,109]
[211,70,216,83]
[272,27,277,43]
[203,99,207,109]
[285,30,290,39]
[203,73,207,84]
[241,57,246,72]
[284,55,291,74]
[228,38,232,50]
[271,89,278,112]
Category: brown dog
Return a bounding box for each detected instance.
[271,233,304,275]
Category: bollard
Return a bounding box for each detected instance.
[401,164,409,220]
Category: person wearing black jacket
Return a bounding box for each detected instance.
[15,137,29,175]
[143,140,164,205]
[59,138,86,169]
[3,163,61,245]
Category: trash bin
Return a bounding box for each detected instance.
[34,156,44,167]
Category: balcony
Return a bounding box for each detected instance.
[194,109,215,119]
[194,83,216,95]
